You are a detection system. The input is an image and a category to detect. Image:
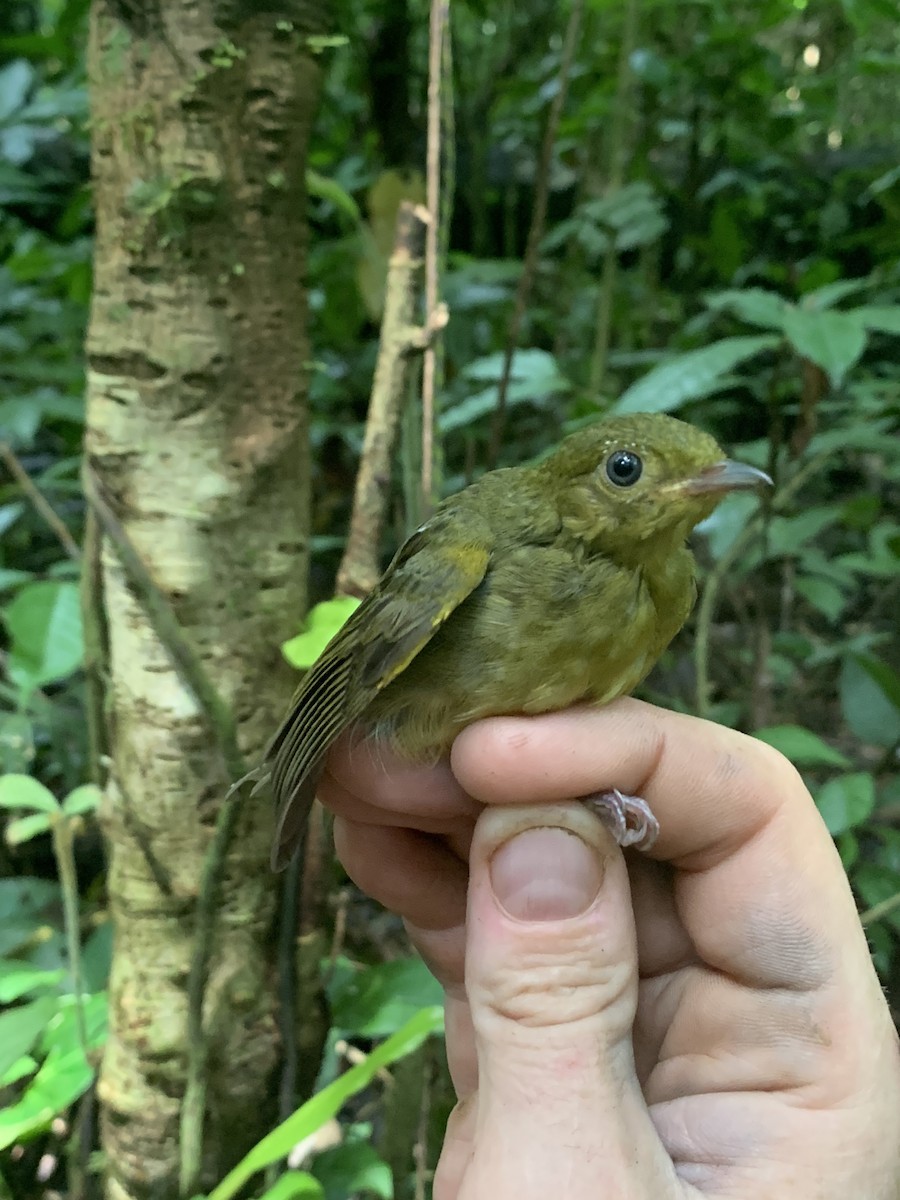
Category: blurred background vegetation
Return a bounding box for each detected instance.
[0,0,898,1196]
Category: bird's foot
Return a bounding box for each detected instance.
[581,789,659,851]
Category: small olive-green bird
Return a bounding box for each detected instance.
[260,412,771,870]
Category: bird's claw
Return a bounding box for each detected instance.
[581,788,659,850]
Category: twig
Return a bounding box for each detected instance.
[694,449,832,719]
[52,816,90,1065]
[860,890,900,928]
[335,203,434,598]
[487,0,584,467]
[0,439,81,559]
[421,0,448,509]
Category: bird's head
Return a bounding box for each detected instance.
[541,412,771,561]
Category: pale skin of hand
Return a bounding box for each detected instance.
[318,698,900,1199]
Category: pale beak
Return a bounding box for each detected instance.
[682,459,773,495]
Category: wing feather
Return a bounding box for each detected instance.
[268,516,492,869]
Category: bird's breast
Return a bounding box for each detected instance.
[367,543,695,761]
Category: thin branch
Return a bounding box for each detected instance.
[860,890,900,928]
[0,439,81,559]
[421,0,448,508]
[487,0,584,468]
[335,203,435,598]
[694,450,832,719]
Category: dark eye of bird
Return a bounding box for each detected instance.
[605,450,643,487]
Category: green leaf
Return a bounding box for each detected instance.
[258,1172,324,1200]
[0,1054,37,1088]
[753,720,854,768]
[0,774,59,814]
[6,813,53,845]
[764,507,841,558]
[705,288,787,330]
[782,307,866,386]
[0,961,65,1004]
[0,996,58,1080]
[282,598,361,670]
[850,305,900,335]
[4,580,83,690]
[306,169,361,226]
[613,336,780,415]
[0,1037,95,1152]
[312,1141,392,1200]
[329,956,444,1037]
[840,656,900,748]
[800,277,872,310]
[62,784,102,817]
[754,725,850,768]
[815,772,876,835]
[794,576,846,623]
[207,1007,444,1200]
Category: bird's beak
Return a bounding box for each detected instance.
[681,459,773,495]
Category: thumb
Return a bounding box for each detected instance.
[456,803,671,1199]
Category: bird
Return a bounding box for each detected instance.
[257,411,772,870]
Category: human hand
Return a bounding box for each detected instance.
[320,699,900,1199]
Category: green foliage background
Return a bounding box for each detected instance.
[0,0,898,1195]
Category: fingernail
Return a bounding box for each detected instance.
[490,826,605,921]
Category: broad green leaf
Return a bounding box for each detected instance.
[62,784,102,817]
[0,773,59,814]
[705,288,787,330]
[815,772,875,835]
[0,1039,95,1152]
[312,1141,392,1200]
[6,813,52,845]
[840,656,900,747]
[613,336,779,414]
[794,576,846,623]
[800,277,872,309]
[764,507,841,558]
[207,1007,444,1200]
[329,956,444,1037]
[282,598,361,670]
[4,580,83,689]
[258,1172,323,1200]
[851,305,900,335]
[460,348,568,393]
[306,169,361,226]
[754,726,850,768]
[0,961,65,1004]
[782,307,866,386]
[0,1054,37,1087]
[0,996,58,1080]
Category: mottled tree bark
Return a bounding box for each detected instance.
[85,3,324,1196]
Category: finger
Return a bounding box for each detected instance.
[325,729,478,820]
[452,701,894,1110]
[319,768,477,836]
[333,816,469,931]
[447,802,677,1199]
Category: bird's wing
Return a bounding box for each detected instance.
[268,511,492,868]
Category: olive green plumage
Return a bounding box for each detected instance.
[263,412,770,869]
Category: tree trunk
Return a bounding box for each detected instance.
[85,4,324,1196]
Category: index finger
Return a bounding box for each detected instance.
[450,699,875,996]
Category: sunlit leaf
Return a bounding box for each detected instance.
[0,995,58,1080]
[0,961,65,1004]
[851,305,900,335]
[282,598,361,670]
[257,1171,323,1200]
[329,956,444,1036]
[0,773,59,814]
[207,1007,444,1200]
[62,784,102,817]
[6,812,52,846]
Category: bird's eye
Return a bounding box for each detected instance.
[605,450,643,487]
